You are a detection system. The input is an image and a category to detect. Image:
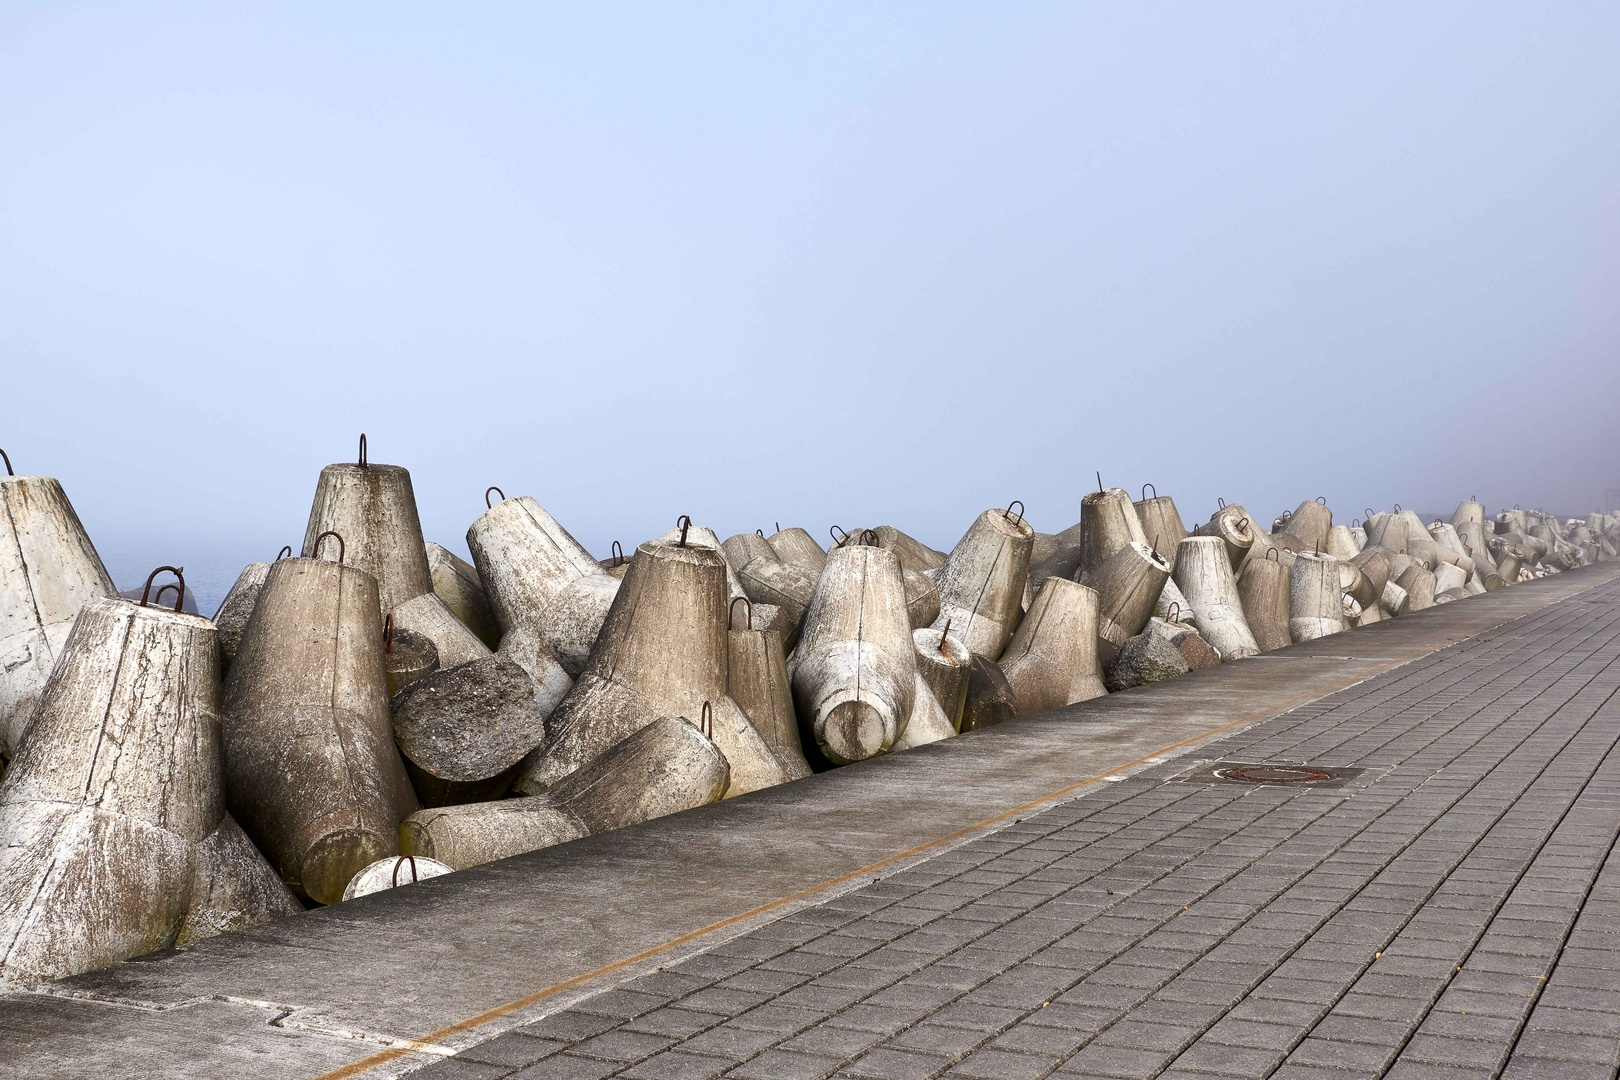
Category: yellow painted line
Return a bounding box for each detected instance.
[313,645,1448,1080]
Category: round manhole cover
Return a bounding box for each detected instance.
[1214,765,1339,785]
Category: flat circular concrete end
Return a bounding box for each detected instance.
[302,829,396,906]
[820,699,890,764]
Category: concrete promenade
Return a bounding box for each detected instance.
[3,564,1618,1080]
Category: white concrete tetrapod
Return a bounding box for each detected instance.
[1452,500,1486,530]
[1348,527,1367,551]
[390,656,545,806]
[928,506,1034,662]
[1133,486,1188,567]
[301,440,434,615]
[789,544,916,764]
[903,567,942,630]
[1030,544,1084,595]
[221,553,403,904]
[1172,536,1259,660]
[998,577,1108,714]
[516,537,785,797]
[1380,580,1411,617]
[960,655,1020,731]
[342,855,455,901]
[1153,577,1198,626]
[1237,553,1291,653]
[402,715,729,870]
[1288,553,1346,643]
[0,592,298,988]
[1195,505,1255,571]
[425,541,501,649]
[0,471,117,760]
[726,600,811,780]
[1082,541,1170,665]
[1432,562,1468,596]
[1364,512,1410,554]
[466,495,621,677]
[725,532,817,630]
[654,522,750,606]
[384,624,439,697]
[767,526,827,578]
[912,626,972,733]
[492,622,574,717]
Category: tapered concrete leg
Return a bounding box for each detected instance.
[0,474,117,759]
[767,527,826,577]
[791,545,916,764]
[1079,488,1149,573]
[912,627,971,733]
[177,814,303,943]
[1237,557,1291,652]
[1173,536,1259,660]
[999,578,1108,714]
[1082,542,1170,662]
[302,458,434,614]
[426,542,501,649]
[1153,577,1197,625]
[873,526,947,573]
[1325,525,1359,562]
[1196,505,1256,571]
[385,626,439,697]
[728,625,812,780]
[1452,500,1486,530]
[1381,580,1411,616]
[1288,553,1346,642]
[929,508,1034,662]
[1030,543,1084,594]
[894,674,955,750]
[1133,493,1187,566]
[1284,500,1333,551]
[960,655,1019,731]
[400,797,586,871]
[467,496,621,677]
[492,623,574,717]
[213,561,271,668]
[222,559,400,904]
[1397,564,1437,611]
[1432,563,1468,595]
[903,567,941,629]
[389,591,493,668]
[727,539,816,630]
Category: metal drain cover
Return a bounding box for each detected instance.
[1179,761,1364,788]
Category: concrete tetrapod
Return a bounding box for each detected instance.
[767,527,827,578]
[301,444,434,615]
[912,626,971,733]
[0,594,298,988]
[928,507,1034,662]
[390,656,545,806]
[221,555,403,904]
[402,716,729,871]
[1133,487,1188,566]
[342,855,455,901]
[466,495,621,677]
[1453,500,1487,530]
[1237,553,1292,653]
[491,622,575,716]
[1195,505,1256,571]
[0,470,117,760]
[1380,580,1412,617]
[1029,543,1084,595]
[1172,536,1259,660]
[1288,553,1347,643]
[425,541,501,649]
[998,577,1108,714]
[516,537,786,797]
[1432,562,1468,596]
[789,543,916,764]
[1325,525,1360,562]
[726,601,811,780]
[1082,541,1170,666]
[384,625,439,697]
[212,559,272,668]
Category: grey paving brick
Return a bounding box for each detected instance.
[508,1053,623,1080]
[725,1050,844,1080]
[842,1047,954,1080]
[408,1058,515,1080]
[622,1051,738,1080]
[457,1033,569,1067]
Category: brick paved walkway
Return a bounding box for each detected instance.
[419,579,1620,1080]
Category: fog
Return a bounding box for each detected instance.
[3,3,1617,608]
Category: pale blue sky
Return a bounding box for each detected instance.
[3,3,1617,607]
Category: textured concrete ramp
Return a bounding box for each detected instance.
[1,565,1615,1079]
